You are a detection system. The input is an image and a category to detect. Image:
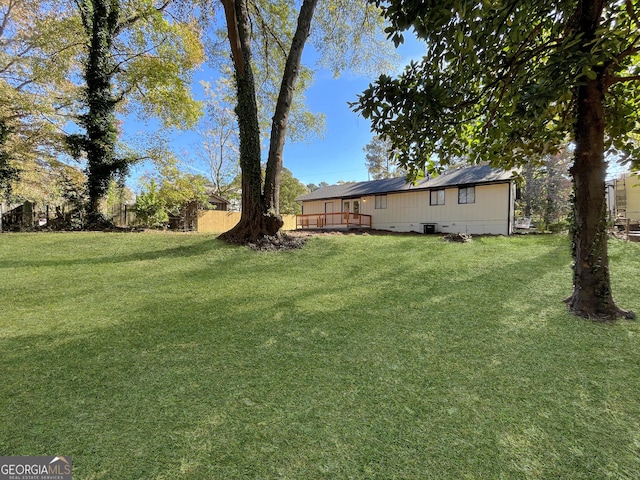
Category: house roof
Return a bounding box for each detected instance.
[203,187,230,205]
[296,164,515,202]
[207,193,229,205]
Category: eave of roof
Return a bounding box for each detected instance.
[296,165,516,202]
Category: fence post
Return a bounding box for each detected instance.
[627,218,630,242]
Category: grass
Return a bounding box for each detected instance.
[1,231,639,479]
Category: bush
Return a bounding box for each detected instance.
[548,220,569,233]
[135,180,168,228]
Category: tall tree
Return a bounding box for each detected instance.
[279,167,308,214]
[354,0,639,320]
[197,78,240,199]
[217,0,317,241]
[519,149,572,229]
[68,0,203,225]
[1,0,82,196]
[0,120,18,198]
[364,135,402,180]
[214,0,394,243]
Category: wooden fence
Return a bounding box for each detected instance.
[196,211,297,233]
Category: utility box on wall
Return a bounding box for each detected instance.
[423,223,437,234]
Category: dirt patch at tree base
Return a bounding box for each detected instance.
[247,233,310,251]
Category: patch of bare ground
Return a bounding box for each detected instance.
[442,233,472,242]
[287,228,419,237]
[247,232,309,251]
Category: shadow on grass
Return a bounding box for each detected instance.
[2,236,639,479]
[0,235,228,269]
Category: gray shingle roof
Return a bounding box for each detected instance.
[296,165,515,202]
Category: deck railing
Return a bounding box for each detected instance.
[296,212,372,229]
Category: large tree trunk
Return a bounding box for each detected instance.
[219,0,317,244]
[565,0,634,321]
[82,0,120,227]
[218,0,283,243]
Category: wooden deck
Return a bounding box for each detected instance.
[296,212,372,229]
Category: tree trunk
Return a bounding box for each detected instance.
[523,163,534,218]
[219,0,317,244]
[565,0,634,320]
[83,0,120,227]
[218,0,282,243]
[264,0,318,215]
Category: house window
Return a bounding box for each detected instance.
[458,186,475,204]
[430,189,445,206]
[375,194,387,209]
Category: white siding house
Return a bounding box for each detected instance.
[296,165,517,236]
[608,172,640,224]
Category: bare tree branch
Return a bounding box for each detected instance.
[0,0,17,38]
[113,0,172,36]
[108,36,169,75]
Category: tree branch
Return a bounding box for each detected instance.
[605,74,640,87]
[15,78,35,91]
[113,82,140,104]
[108,36,169,75]
[251,1,289,75]
[113,0,172,36]
[74,0,92,35]
[0,0,17,39]
[626,0,639,28]
[221,0,245,76]
[602,38,640,79]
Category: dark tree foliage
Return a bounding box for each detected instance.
[353,0,639,321]
[0,119,19,199]
[68,0,127,226]
[68,0,201,228]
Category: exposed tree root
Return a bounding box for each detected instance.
[219,230,307,251]
[218,212,284,245]
[218,213,308,250]
[564,295,636,321]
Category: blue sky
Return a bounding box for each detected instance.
[281,36,425,185]
[127,35,425,190]
[282,71,388,186]
[125,31,631,190]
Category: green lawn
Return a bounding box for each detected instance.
[1,232,639,479]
